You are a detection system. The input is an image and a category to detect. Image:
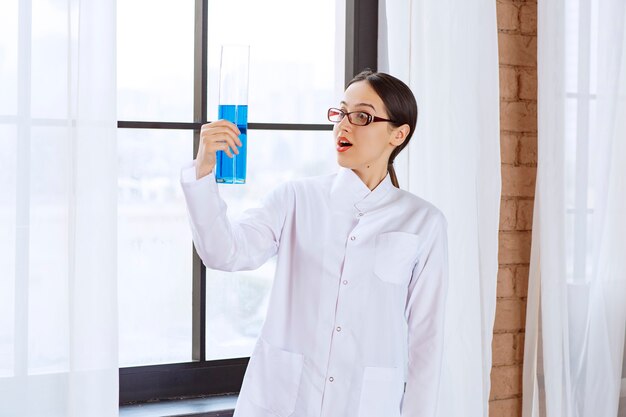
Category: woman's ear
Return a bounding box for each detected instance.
[391,124,410,146]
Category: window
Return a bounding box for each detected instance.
[118,0,378,403]
[563,0,597,284]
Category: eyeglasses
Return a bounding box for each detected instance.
[327,108,396,126]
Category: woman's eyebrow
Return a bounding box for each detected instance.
[340,101,377,111]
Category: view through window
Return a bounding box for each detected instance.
[117,0,345,368]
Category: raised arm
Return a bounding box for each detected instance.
[180,120,291,272]
[180,164,292,272]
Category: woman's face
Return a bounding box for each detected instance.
[333,81,399,171]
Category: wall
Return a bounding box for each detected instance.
[490,0,537,416]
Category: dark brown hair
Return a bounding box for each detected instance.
[347,70,418,188]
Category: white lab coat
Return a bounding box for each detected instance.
[180,162,449,417]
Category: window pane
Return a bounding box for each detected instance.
[117,0,194,122]
[32,0,69,120]
[0,0,17,116]
[0,125,16,377]
[0,126,75,375]
[206,129,337,360]
[117,128,194,366]
[206,0,345,124]
[28,126,74,374]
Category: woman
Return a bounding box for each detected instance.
[180,70,449,417]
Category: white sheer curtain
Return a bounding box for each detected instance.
[379,1,501,417]
[0,0,118,416]
[523,0,626,416]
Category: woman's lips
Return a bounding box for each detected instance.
[337,144,352,152]
[336,137,353,153]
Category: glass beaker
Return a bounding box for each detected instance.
[215,45,249,184]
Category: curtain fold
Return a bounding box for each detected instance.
[523,0,626,416]
[379,1,501,416]
[0,0,118,416]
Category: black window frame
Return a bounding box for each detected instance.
[119,0,378,404]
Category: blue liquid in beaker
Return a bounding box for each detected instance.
[216,104,248,184]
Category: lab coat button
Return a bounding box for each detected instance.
[358,212,364,217]
[350,236,356,241]
[336,326,341,332]
[342,280,348,285]
[329,377,334,382]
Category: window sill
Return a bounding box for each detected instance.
[120,395,237,417]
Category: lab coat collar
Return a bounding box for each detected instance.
[330,167,394,212]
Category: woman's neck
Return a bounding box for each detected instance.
[352,163,388,191]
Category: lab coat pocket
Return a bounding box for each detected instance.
[357,366,404,417]
[374,231,420,285]
[246,338,304,417]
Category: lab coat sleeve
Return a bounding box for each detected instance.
[401,212,449,417]
[179,161,292,272]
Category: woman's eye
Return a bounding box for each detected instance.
[355,112,369,123]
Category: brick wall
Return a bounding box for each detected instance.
[490,1,537,416]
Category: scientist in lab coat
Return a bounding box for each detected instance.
[180,70,449,417]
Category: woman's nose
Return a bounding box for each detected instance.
[336,114,352,132]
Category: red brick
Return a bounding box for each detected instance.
[498,33,537,67]
[500,199,517,231]
[498,266,516,297]
[501,101,537,132]
[498,231,532,264]
[493,333,516,366]
[519,134,537,165]
[519,68,537,100]
[520,4,537,35]
[501,133,518,165]
[489,397,521,417]
[494,299,523,331]
[516,333,526,363]
[500,66,518,100]
[515,265,529,297]
[501,165,536,197]
[497,2,520,31]
[490,365,522,400]
[516,199,534,230]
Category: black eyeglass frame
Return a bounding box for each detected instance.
[327,107,397,126]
